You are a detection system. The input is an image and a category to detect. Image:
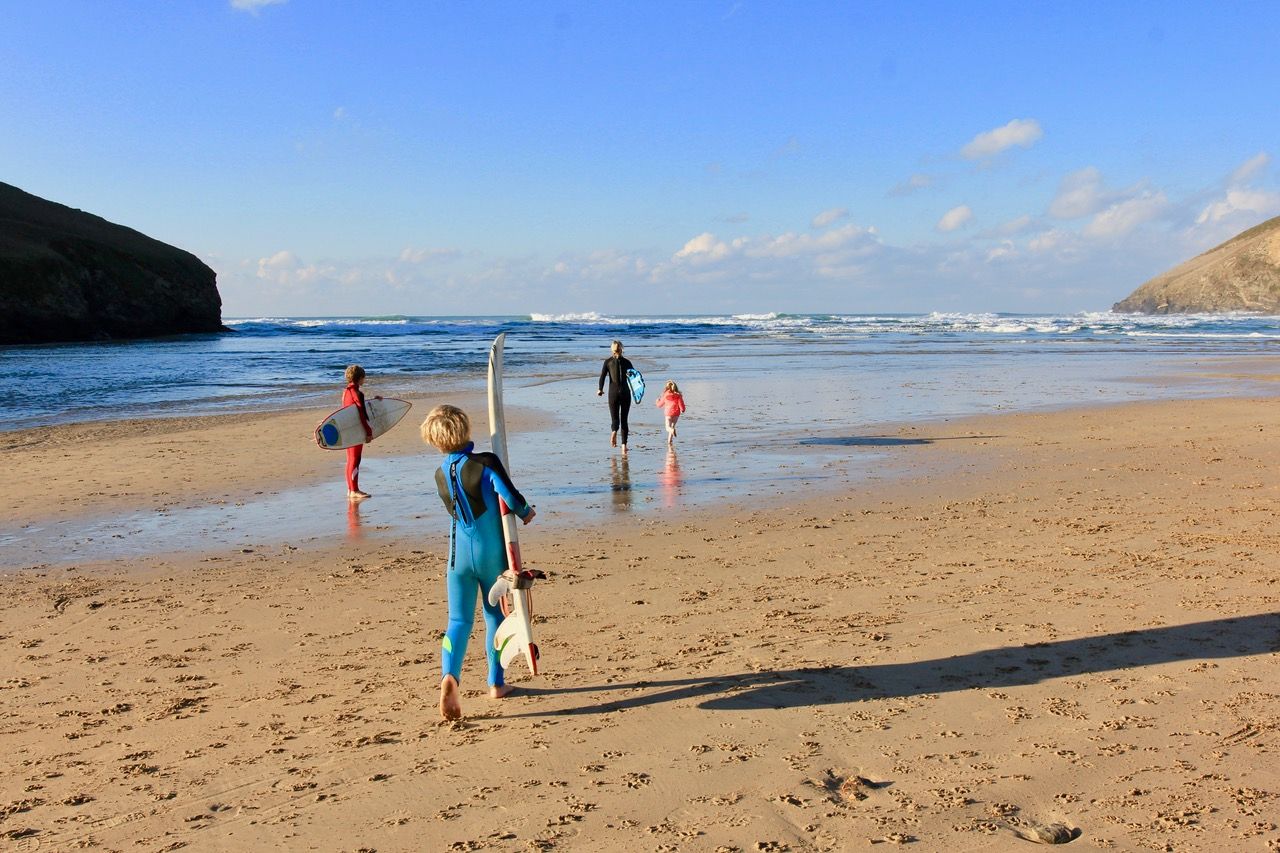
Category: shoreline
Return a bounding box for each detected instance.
[10,315,1280,435]
[4,387,1279,570]
[4,344,1276,548]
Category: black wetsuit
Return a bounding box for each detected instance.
[598,354,635,445]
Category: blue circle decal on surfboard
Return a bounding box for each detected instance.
[321,423,340,447]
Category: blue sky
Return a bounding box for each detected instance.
[3,1,1278,316]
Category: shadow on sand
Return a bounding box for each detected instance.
[510,613,1280,716]
[799,434,1002,448]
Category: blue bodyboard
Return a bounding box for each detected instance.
[625,368,645,403]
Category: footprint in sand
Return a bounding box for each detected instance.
[1005,822,1081,844]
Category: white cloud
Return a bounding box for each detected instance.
[1027,229,1073,254]
[543,249,650,282]
[231,0,287,12]
[228,156,1272,315]
[1049,167,1176,240]
[1195,152,1280,225]
[661,222,884,289]
[986,241,1016,262]
[1049,167,1109,219]
[811,207,848,228]
[975,214,1039,242]
[1082,192,1169,238]
[255,250,308,283]
[1196,188,1280,225]
[399,246,459,264]
[252,251,363,294]
[665,225,886,298]
[746,224,876,259]
[961,119,1043,160]
[675,232,736,262]
[936,205,973,232]
[250,246,466,297]
[333,107,348,121]
[222,222,1142,316]
[1230,151,1271,185]
[888,173,933,197]
[995,214,1034,236]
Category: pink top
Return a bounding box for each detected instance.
[655,390,686,418]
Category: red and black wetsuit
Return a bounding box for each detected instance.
[343,383,372,492]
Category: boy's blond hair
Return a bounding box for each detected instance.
[664,380,680,393]
[344,364,366,385]
[421,405,471,452]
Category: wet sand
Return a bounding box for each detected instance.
[1,381,907,567]
[2,395,1280,851]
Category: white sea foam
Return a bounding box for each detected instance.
[530,312,798,327]
[1125,330,1280,339]
[14,311,1280,436]
[531,312,606,323]
[304,317,412,326]
[231,310,1280,340]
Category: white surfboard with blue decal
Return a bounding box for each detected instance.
[314,398,412,450]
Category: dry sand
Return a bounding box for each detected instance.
[2,395,1279,851]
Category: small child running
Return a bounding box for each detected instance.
[654,380,687,447]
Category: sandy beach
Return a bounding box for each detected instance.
[3,393,1279,852]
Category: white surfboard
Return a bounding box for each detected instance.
[314,397,412,450]
[486,333,541,675]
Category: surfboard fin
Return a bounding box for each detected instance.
[486,574,512,607]
[494,613,532,669]
[487,568,546,607]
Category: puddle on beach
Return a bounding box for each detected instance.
[2,436,889,569]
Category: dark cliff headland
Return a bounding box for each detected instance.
[0,181,223,344]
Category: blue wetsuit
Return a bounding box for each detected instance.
[434,442,532,687]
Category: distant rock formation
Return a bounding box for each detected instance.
[0,181,223,344]
[1113,215,1280,314]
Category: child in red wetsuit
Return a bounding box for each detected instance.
[343,365,375,500]
[654,380,687,447]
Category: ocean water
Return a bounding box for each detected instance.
[4,312,1278,566]
[5,311,1280,430]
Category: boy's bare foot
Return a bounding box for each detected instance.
[348,490,371,501]
[490,684,515,699]
[439,675,462,720]
[610,431,617,448]
[621,444,628,456]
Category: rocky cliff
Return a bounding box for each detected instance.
[0,182,223,344]
[1113,216,1280,314]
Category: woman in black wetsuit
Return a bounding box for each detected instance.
[597,339,635,455]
